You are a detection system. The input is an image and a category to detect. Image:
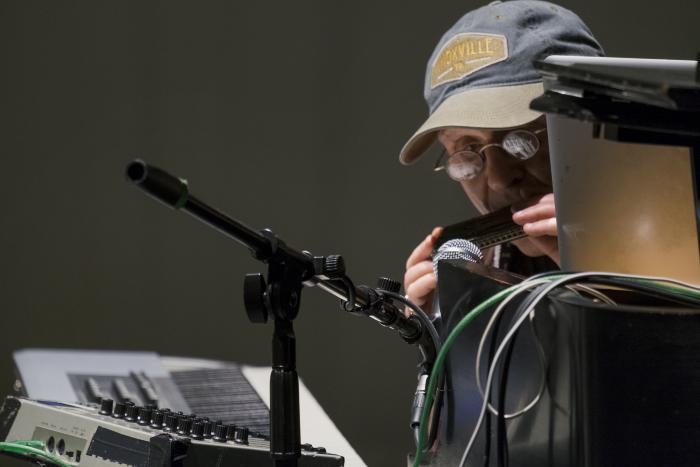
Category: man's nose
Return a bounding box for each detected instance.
[484,147,524,192]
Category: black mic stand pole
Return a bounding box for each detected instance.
[126,160,311,467]
[125,160,439,466]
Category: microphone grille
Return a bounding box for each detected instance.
[433,238,484,276]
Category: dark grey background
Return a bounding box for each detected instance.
[1,1,698,465]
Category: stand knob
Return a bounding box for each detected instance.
[244,273,268,323]
[323,255,346,278]
[377,277,401,293]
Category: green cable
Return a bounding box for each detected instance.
[633,279,700,300]
[13,440,45,449]
[412,283,529,466]
[411,272,699,466]
[0,441,72,467]
[412,273,566,465]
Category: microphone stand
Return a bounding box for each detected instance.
[125,160,438,467]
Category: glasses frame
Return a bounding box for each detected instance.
[433,127,547,181]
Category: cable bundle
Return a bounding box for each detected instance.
[412,272,700,467]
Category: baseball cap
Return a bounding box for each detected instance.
[399,0,603,165]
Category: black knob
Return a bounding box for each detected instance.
[201,420,213,439]
[164,414,179,432]
[190,421,205,440]
[211,420,223,437]
[301,443,313,451]
[125,404,140,422]
[99,399,114,416]
[137,407,153,426]
[212,424,227,442]
[151,410,165,429]
[313,446,327,453]
[377,277,401,294]
[112,402,126,419]
[225,424,237,441]
[177,417,193,436]
[233,427,249,445]
[244,273,268,323]
[322,255,346,278]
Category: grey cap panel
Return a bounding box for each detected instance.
[423,0,604,113]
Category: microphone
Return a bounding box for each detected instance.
[411,238,483,450]
[432,238,484,276]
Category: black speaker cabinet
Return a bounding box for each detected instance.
[425,260,700,467]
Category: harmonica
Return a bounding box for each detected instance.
[435,206,526,250]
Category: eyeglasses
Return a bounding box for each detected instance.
[433,128,547,182]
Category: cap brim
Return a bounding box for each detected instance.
[399,82,545,165]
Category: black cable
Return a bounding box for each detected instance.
[497,328,517,467]
[379,288,444,452]
[483,270,560,467]
[339,276,357,310]
[483,297,509,467]
[331,277,444,453]
[495,283,551,467]
[488,297,513,467]
[483,395,492,467]
[379,289,443,351]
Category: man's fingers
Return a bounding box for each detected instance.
[512,202,555,225]
[403,228,441,315]
[430,226,443,242]
[405,273,437,306]
[522,217,557,237]
[538,193,554,203]
[510,193,558,264]
[406,230,439,269]
[404,261,434,290]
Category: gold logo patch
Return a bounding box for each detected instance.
[430,33,508,89]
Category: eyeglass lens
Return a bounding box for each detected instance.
[501,130,540,160]
[446,151,484,181]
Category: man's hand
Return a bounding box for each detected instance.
[512,193,560,265]
[403,227,443,315]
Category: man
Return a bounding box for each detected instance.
[400,0,603,312]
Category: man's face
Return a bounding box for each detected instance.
[437,117,553,256]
